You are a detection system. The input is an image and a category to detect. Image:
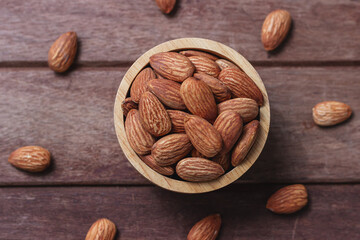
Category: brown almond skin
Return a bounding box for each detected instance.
[184,115,223,158]
[121,97,138,117]
[180,50,218,61]
[312,101,352,126]
[188,56,221,78]
[130,67,156,103]
[139,91,172,137]
[152,134,193,166]
[218,68,264,106]
[187,214,222,240]
[266,184,308,214]
[141,155,174,176]
[218,98,259,123]
[215,59,240,70]
[212,153,230,171]
[150,52,195,82]
[180,77,218,122]
[155,0,176,14]
[85,218,116,240]
[191,148,206,158]
[231,120,260,167]
[194,73,231,103]
[48,32,77,73]
[262,9,292,51]
[147,79,186,110]
[8,146,51,172]
[214,111,243,155]
[176,158,224,182]
[167,110,190,133]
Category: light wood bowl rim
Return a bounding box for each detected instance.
[114,38,270,194]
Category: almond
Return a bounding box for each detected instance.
[155,0,176,14]
[140,155,174,176]
[194,73,231,103]
[262,9,292,51]
[139,91,172,137]
[218,98,259,123]
[231,120,260,167]
[176,158,224,182]
[8,146,51,172]
[48,32,77,73]
[147,79,186,110]
[125,109,156,155]
[121,97,138,117]
[218,68,264,106]
[167,110,190,133]
[187,214,221,240]
[184,115,223,158]
[215,59,240,70]
[214,111,243,154]
[312,101,352,126]
[130,67,156,103]
[150,52,195,82]
[266,184,308,214]
[180,77,217,122]
[152,134,193,166]
[212,153,230,171]
[180,50,218,61]
[85,218,116,240]
[188,56,221,78]
[191,148,206,158]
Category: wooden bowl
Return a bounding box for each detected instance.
[114,38,270,194]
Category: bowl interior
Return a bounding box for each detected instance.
[114,38,270,194]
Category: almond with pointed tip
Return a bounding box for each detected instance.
[219,68,264,106]
[141,155,174,176]
[8,146,51,172]
[180,50,218,61]
[121,97,138,117]
[312,101,352,126]
[194,73,231,103]
[155,0,176,14]
[85,218,116,240]
[48,32,77,73]
[187,214,221,240]
[215,59,240,70]
[167,110,190,133]
[262,9,292,51]
[130,67,156,103]
[188,56,221,78]
[266,184,308,214]
[218,98,259,123]
[150,52,194,82]
[176,158,224,182]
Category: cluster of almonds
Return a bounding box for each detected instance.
[122,50,264,182]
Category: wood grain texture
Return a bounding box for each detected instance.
[1,0,360,63]
[0,66,359,185]
[0,184,359,239]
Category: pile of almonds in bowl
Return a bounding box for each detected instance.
[122,49,264,182]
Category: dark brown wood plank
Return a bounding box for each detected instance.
[1,0,360,63]
[0,67,358,185]
[0,184,359,239]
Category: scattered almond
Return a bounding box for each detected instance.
[8,146,51,172]
[312,101,352,126]
[48,32,77,73]
[176,158,224,182]
[155,0,176,14]
[85,218,116,240]
[187,214,221,240]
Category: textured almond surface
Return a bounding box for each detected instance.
[125,109,155,155]
[231,120,260,167]
[191,148,206,158]
[312,101,352,126]
[184,115,223,158]
[212,153,230,171]
[85,218,116,240]
[150,52,194,82]
[147,78,186,110]
[8,146,51,172]
[194,73,231,102]
[180,77,218,122]
[215,59,240,70]
[152,133,193,166]
[130,67,156,103]
[262,9,292,51]
[140,155,174,176]
[187,214,221,240]
[266,184,308,214]
[218,98,259,123]
[167,110,190,133]
[48,32,77,73]
[155,0,176,14]
[189,56,221,78]
[139,91,172,137]
[121,97,138,117]
[214,111,243,154]
[180,50,218,61]
[176,158,224,182]
[218,68,264,106]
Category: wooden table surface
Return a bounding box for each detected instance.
[1,0,359,239]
